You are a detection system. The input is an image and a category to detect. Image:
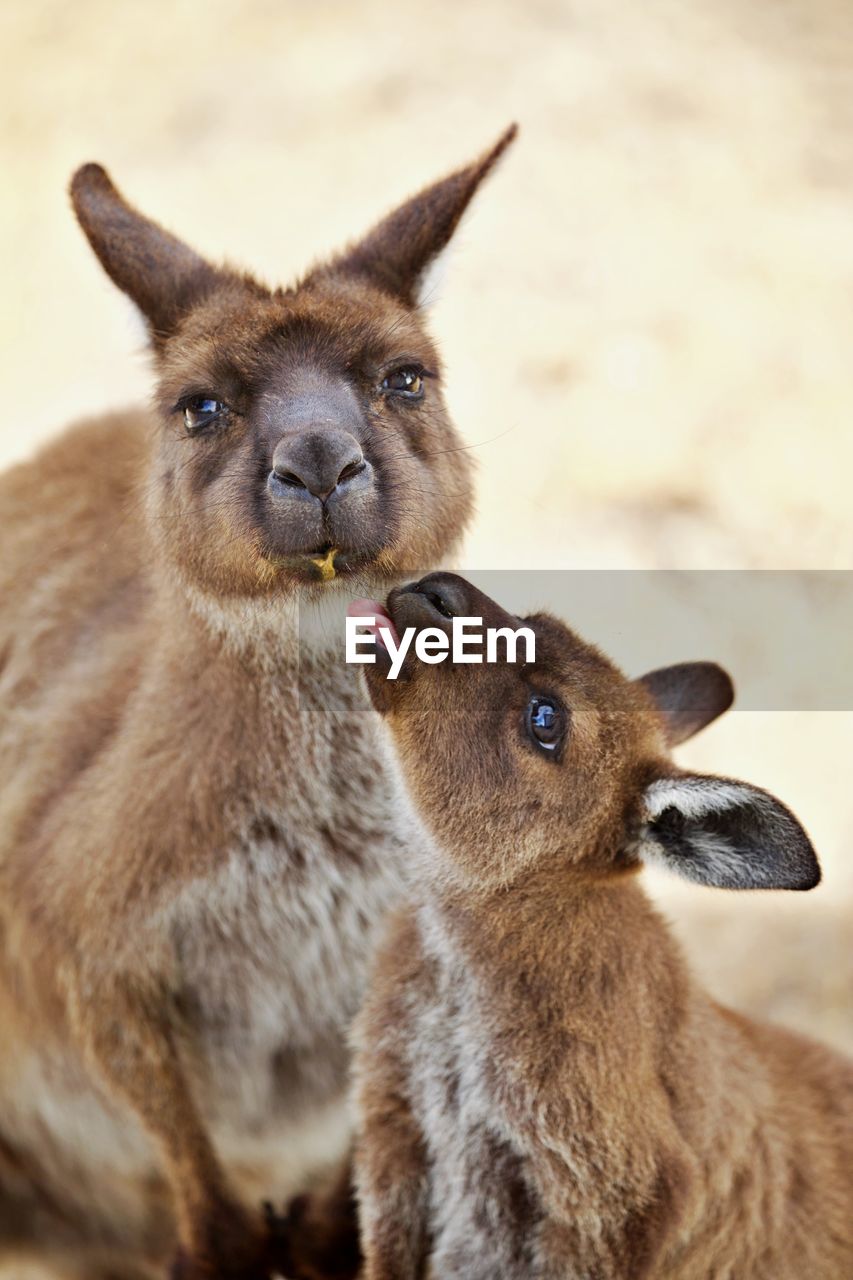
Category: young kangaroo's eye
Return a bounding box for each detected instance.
[525,696,567,756]
[182,396,227,434]
[381,367,424,399]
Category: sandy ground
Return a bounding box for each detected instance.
[1,0,852,1269]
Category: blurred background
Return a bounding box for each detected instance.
[1,0,850,1068]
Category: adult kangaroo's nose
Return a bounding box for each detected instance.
[271,429,365,501]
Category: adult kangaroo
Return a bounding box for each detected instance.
[0,127,516,1280]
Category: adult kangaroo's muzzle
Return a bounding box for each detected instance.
[270,429,367,503]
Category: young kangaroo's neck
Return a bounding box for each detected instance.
[419,863,689,1034]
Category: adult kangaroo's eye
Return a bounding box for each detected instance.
[182,396,227,434]
[525,696,567,756]
[381,367,424,398]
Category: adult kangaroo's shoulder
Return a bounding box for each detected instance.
[0,410,154,728]
[0,407,151,608]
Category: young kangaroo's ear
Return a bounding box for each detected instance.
[639,774,820,890]
[327,124,518,307]
[637,662,734,746]
[70,164,223,340]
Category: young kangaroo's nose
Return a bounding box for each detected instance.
[408,573,471,619]
[392,572,520,637]
[392,573,474,631]
[271,430,365,501]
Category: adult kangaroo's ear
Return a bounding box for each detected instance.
[638,662,734,746]
[327,124,518,307]
[639,774,820,890]
[70,164,223,341]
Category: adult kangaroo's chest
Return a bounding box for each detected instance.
[167,666,414,1136]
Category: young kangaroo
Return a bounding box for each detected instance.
[351,573,853,1280]
[0,132,515,1280]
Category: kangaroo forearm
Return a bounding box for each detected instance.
[67,971,239,1246]
[360,1206,427,1280]
[356,1105,429,1280]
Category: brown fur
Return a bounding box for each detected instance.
[0,133,514,1279]
[353,573,853,1279]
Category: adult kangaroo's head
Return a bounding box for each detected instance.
[70,128,516,600]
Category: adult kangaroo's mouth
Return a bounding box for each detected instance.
[306,545,339,582]
[263,544,375,585]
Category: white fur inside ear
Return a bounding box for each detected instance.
[640,777,748,885]
[640,779,754,884]
[636,775,812,890]
[415,239,457,308]
[122,296,151,350]
[643,777,750,823]
[639,821,752,888]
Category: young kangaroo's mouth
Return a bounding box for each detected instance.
[347,597,400,649]
[346,576,463,662]
[347,573,512,700]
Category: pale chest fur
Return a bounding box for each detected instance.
[158,658,419,1175]
[1,639,421,1228]
[380,905,544,1277]
[365,900,853,1280]
[367,904,658,1279]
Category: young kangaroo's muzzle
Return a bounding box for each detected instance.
[353,571,524,705]
[393,573,471,627]
[391,572,520,637]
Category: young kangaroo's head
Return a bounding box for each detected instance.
[70,130,516,600]
[358,573,819,893]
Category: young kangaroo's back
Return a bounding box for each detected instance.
[0,134,515,1280]
[351,573,853,1280]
